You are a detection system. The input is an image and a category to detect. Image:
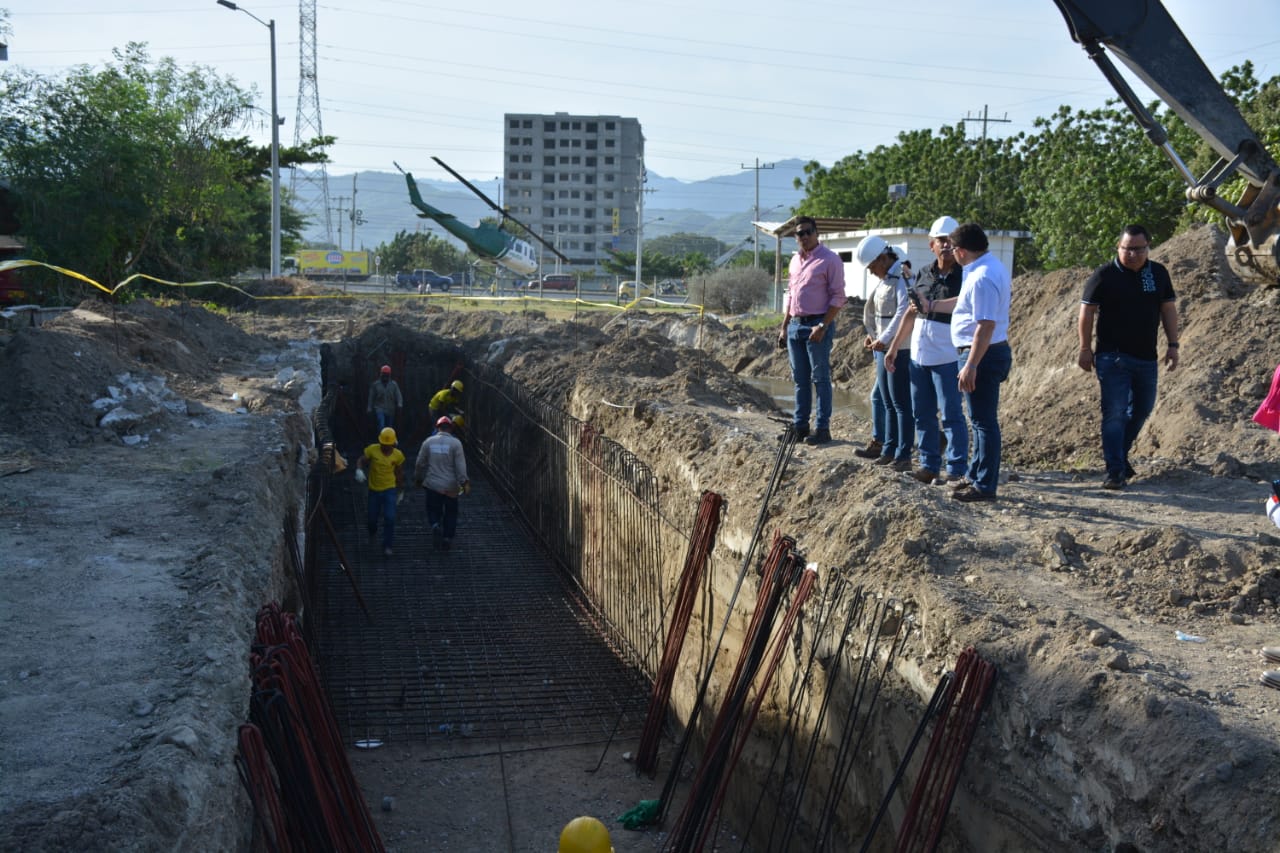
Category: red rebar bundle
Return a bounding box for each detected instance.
[237,603,386,853]
[635,490,724,774]
[894,646,998,853]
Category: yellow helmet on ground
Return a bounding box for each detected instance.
[558,816,613,853]
[378,427,397,445]
[451,380,464,393]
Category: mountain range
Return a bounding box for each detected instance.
[290,159,810,253]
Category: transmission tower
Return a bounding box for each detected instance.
[290,0,333,246]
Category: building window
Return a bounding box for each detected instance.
[544,121,555,131]
[558,190,568,198]
[509,154,519,163]
[570,190,580,198]
[584,225,594,234]
[544,156,555,167]
[543,173,555,183]
[585,175,595,184]
[604,191,614,200]
[605,139,615,148]
[571,156,581,165]
[560,173,570,181]
[509,137,520,146]
[509,119,519,128]
[508,170,519,180]
[522,171,531,179]
[560,121,569,130]
[559,207,569,215]
[605,174,614,182]
[586,140,597,150]
[584,242,594,251]
[584,208,595,218]
[586,122,597,133]
[523,137,532,146]
[544,139,555,149]
[559,139,569,147]
[604,156,615,165]
[585,192,594,201]
[586,157,596,167]
[605,121,616,130]
[543,207,555,217]
[571,139,581,148]
[522,154,532,163]
[522,119,532,128]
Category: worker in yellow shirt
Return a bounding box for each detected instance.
[356,427,405,556]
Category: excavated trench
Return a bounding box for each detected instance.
[307,327,1012,852]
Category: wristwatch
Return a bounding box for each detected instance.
[815,322,826,330]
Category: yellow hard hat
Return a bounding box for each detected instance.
[558,816,613,853]
[451,380,464,393]
[378,427,397,445]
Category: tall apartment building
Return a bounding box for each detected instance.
[502,113,644,273]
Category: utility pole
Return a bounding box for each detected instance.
[742,158,774,269]
[332,196,349,250]
[349,173,365,251]
[959,105,1011,201]
[634,163,656,286]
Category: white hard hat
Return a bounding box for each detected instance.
[929,216,960,238]
[855,234,889,266]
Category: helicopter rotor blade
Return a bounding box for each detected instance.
[431,156,504,214]
[430,156,568,263]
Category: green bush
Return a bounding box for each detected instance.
[691,267,772,314]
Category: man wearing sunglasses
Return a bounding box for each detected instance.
[1078,224,1180,490]
[777,216,846,444]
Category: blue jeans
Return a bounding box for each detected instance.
[788,318,835,431]
[1095,352,1159,477]
[374,409,393,431]
[367,487,397,548]
[875,349,914,460]
[910,359,968,477]
[425,489,460,540]
[964,342,1012,495]
[869,383,886,444]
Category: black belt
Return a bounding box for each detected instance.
[958,341,1009,354]
[798,313,825,322]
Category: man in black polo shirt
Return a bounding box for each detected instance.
[1077,224,1181,490]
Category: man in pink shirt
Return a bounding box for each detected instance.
[776,216,847,444]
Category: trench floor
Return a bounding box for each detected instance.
[313,467,653,752]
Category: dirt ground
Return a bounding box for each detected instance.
[1,222,1279,851]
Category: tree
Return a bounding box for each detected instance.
[1018,102,1189,269]
[0,43,318,285]
[647,232,725,259]
[373,228,464,276]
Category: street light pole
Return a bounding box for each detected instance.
[218,0,280,278]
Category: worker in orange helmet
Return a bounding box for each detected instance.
[367,364,403,431]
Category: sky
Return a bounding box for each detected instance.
[4,0,1280,202]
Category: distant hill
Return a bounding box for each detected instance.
[289,159,809,253]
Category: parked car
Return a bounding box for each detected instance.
[413,269,453,293]
[539,274,577,290]
[617,280,654,301]
[395,270,416,289]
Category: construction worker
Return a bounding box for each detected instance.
[414,416,469,551]
[357,427,405,557]
[428,379,464,426]
[366,364,403,431]
[557,816,614,853]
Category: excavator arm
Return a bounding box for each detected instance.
[1052,0,1280,285]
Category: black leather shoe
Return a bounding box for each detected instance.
[792,423,810,441]
[803,428,831,445]
[853,440,883,459]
